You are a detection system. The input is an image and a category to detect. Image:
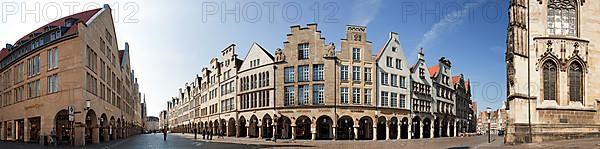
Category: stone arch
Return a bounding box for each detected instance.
[423,118,432,138]
[54,109,70,144]
[389,117,398,139]
[277,116,292,139]
[238,116,247,137]
[400,117,409,139]
[85,110,98,144]
[358,116,373,140]
[434,117,441,138]
[220,119,227,136]
[99,114,109,142]
[249,115,259,138]
[376,116,387,140]
[295,115,312,140]
[412,116,421,139]
[337,115,354,140]
[316,115,333,140]
[262,114,273,139]
[228,118,236,137]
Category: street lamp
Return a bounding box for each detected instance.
[486,107,492,144]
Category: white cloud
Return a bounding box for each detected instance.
[350,0,382,26]
[415,0,487,50]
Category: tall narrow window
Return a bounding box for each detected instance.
[48,74,58,93]
[284,67,295,83]
[284,86,295,106]
[298,85,309,105]
[341,65,348,80]
[352,88,361,104]
[352,48,361,61]
[381,91,389,107]
[364,67,372,82]
[352,66,361,81]
[47,48,58,69]
[391,92,398,107]
[313,64,324,81]
[543,61,558,101]
[547,0,577,36]
[298,65,309,82]
[340,87,349,104]
[313,84,324,105]
[569,62,583,102]
[381,71,388,85]
[364,89,372,105]
[298,43,309,60]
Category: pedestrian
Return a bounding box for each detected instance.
[194,128,197,139]
[50,127,57,147]
[202,129,206,139]
[209,129,213,140]
[163,128,167,141]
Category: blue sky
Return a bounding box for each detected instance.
[0,0,508,117]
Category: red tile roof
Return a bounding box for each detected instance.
[2,8,101,61]
[452,75,461,85]
[14,8,101,45]
[428,65,439,78]
[374,46,385,60]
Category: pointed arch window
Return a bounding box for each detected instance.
[568,62,583,102]
[543,60,558,101]
[547,0,577,36]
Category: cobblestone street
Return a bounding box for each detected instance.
[1,133,598,149]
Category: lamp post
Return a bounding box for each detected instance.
[486,107,492,144]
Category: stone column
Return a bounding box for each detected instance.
[272,124,277,141]
[24,119,30,142]
[92,127,100,144]
[408,120,412,140]
[74,124,85,146]
[353,127,358,140]
[446,121,450,137]
[291,126,296,140]
[430,123,434,139]
[385,124,390,140]
[311,125,316,140]
[11,120,16,141]
[1,122,4,141]
[235,125,240,137]
[397,123,401,140]
[258,125,263,139]
[419,122,423,139]
[332,126,337,141]
[103,128,109,142]
[454,121,457,137]
[246,126,250,138]
[372,126,377,141]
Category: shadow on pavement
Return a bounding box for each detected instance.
[448,147,470,149]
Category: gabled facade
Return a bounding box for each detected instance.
[409,48,435,139]
[429,57,457,137]
[338,25,376,107]
[237,43,276,138]
[375,32,410,110]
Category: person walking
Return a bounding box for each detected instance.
[50,127,57,147]
[202,129,206,139]
[162,129,167,141]
[209,129,213,140]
